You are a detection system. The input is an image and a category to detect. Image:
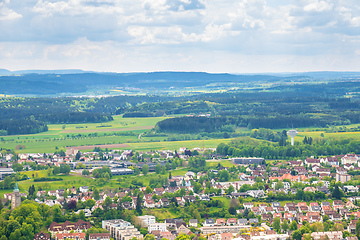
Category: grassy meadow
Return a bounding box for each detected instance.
[0,115,237,153]
[2,113,360,153]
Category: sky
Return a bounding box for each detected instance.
[1,0,360,73]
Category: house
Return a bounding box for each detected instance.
[55,233,86,240]
[341,154,358,165]
[303,187,316,192]
[144,199,155,208]
[37,191,46,197]
[227,218,237,226]
[204,219,215,227]
[300,216,309,223]
[89,233,111,240]
[246,190,265,198]
[333,200,344,210]
[258,204,267,212]
[317,186,331,194]
[249,218,259,224]
[243,202,254,209]
[79,186,89,193]
[176,197,185,206]
[238,219,248,225]
[322,205,332,213]
[284,213,294,222]
[34,231,50,240]
[184,196,196,203]
[344,164,355,170]
[269,173,308,182]
[251,207,261,215]
[261,214,272,221]
[49,191,59,198]
[265,207,274,214]
[343,185,359,193]
[216,219,226,226]
[272,202,281,208]
[189,219,198,228]
[327,157,339,166]
[305,158,321,166]
[164,219,179,229]
[48,220,91,236]
[160,231,176,240]
[346,201,357,209]
[287,207,297,214]
[221,232,233,240]
[310,203,320,212]
[177,225,191,235]
[297,202,308,212]
[159,198,170,207]
[199,195,211,201]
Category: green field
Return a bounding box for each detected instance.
[3,113,360,154]
[126,139,233,152]
[0,115,237,153]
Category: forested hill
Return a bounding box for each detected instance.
[0,71,282,95]
[0,71,317,96]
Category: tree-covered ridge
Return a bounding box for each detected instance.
[216,137,360,159]
[0,72,299,95]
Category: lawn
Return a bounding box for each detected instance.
[212,196,230,208]
[206,159,234,168]
[126,138,234,152]
[0,115,234,153]
[143,208,181,221]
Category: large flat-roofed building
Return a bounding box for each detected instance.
[111,169,134,176]
[0,168,15,180]
[102,219,143,240]
[148,223,167,233]
[137,215,156,227]
[336,173,352,183]
[311,231,342,240]
[231,158,264,165]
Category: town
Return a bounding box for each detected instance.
[1,147,360,240]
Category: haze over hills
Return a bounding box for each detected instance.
[0,69,359,97]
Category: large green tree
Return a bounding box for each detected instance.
[142,165,149,175]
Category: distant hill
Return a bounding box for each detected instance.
[12,69,89,75]
[0,70,359,96]
[0,69,12,76]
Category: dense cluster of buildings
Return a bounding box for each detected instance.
[4,148,360,240]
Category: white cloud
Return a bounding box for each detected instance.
[0,2,22,20]
[304,0,333,12]
[1,0,360,72]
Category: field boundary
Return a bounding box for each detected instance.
[66,143,130,150]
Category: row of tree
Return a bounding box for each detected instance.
[216,137,360,159]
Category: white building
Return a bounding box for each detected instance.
[137,215,156,227]
[148,223,167,233]
[79,186,89,193]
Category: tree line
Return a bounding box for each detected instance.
[216,137,360,159]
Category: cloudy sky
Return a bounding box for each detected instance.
[1,0,360,73]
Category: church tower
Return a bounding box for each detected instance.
[11,182,21,209]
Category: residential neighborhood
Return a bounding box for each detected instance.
[2,148,360,240]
